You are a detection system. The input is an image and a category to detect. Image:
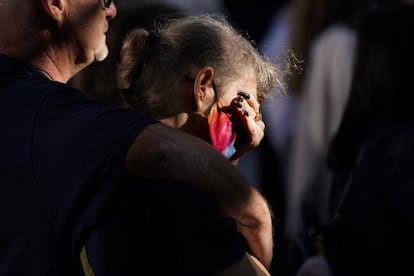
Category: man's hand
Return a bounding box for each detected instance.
[126,123,273,267]
[225,187,274,269]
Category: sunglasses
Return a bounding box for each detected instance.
[102,0,112,9]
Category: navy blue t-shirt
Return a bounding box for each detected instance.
[0,54,155,275]
[325,123,414,276]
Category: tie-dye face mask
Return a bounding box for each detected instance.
[207,100,236,159]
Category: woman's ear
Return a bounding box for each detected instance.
[40,0,65,23]
[193,66,216,115]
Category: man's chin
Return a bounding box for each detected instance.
[95,47,109,62]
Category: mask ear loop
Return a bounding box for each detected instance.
[212,80,218,98]
[207,96,237,158]
[206,80,229,119]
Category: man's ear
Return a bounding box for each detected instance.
[40,0,65,22]
[193,66,216,114]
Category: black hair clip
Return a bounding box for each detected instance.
[148,29,160,46]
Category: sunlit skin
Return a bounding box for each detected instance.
[63,0,117,66]
[1,0,118,83]
[217,69,265,162]
[160,66,264,164]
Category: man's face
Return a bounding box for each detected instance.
[64,0,117,64]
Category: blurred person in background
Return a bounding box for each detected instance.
[283,1,371,273]
[297,2,414,275]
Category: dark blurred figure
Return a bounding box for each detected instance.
[298,2,414,275]
[325,3,414,276]
[260,0,371,275]
[283,1,372,274]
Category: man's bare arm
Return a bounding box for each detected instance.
[125,123,252,212]
[125,123,274,268]
[233,189,274,269]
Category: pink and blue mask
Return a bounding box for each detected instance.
[207,100,237,159]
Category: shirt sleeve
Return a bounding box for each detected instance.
[31,84,157,271]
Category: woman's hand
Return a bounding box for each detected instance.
[229,92,265,163]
